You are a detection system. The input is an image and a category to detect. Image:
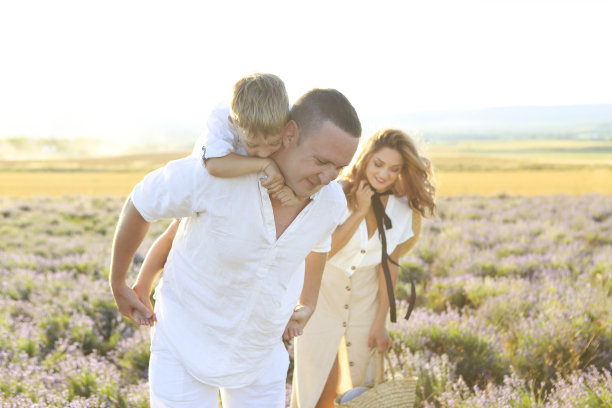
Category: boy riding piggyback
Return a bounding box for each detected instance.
[131,73,301,326]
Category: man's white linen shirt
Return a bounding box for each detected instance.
[131,156,347,387]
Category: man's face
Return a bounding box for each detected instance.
[276,120,359,198]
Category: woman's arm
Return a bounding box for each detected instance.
[109,197,153,323]
[329,180,373,258]
[395,211,422,256]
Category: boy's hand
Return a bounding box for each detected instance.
[111,283,154,325]
[132,309,155,326]
[282,304,313,340]
[133,283,156,326]
[271,185,303,207]
[261,160,285,193]
[283,319,303,340]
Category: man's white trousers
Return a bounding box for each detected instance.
[149,329,288,408]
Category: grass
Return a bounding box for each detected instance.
[1,194,611,406]
[437,169,612,195]
[0,172,145,197]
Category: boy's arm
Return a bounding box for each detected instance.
[132,219,180,325]
[133,219,179,295]
[206,153,285,192]
[283,251,327,340]
[109,197,154,322]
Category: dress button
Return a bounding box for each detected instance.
[351,266,356,270]
[342,322,347,327]
[344,304,349,309]
[349,361,355,366]
[346,341,352,347]
[360,249,365,254]
[345,286,351,291]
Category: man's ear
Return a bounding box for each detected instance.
[282,120,299,147]
[227,115,233,125]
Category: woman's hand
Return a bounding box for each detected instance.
[368,322,391,353]
[355,180,374,216]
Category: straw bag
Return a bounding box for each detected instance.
[334,349,417,408]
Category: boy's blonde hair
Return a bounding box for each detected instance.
[230,73,289,137]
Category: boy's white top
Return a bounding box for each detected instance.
[131,156,347,387]
[327,195,414,276]
[190,102,247,158]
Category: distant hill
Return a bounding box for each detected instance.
[1,104,610,159]
[363,104,612,141]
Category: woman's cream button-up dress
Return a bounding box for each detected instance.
[291,195,414,408]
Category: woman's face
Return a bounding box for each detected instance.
[364,147,403,192]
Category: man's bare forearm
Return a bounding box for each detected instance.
[110,197,151,291]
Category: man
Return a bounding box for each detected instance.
[109,88,361,407]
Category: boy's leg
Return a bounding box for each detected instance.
[149,328,219,408]
[220,343,289,408]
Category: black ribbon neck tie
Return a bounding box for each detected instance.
[372,191,393,230]
[371,190,416,323]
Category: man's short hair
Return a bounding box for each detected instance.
[290,89,361,141]
[230,73,290,137]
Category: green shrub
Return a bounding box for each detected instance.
[118,340,151,383]
[406,321,508,389]
[68,369,97,400]
[39,312,71,352]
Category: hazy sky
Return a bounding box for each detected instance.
[1,0,610,140]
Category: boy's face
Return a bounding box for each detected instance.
[236,126,283,158]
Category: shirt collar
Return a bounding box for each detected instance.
[309,189,323,201]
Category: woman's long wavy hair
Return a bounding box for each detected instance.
[341,128,436,217]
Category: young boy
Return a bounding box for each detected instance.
[131,73,301,328]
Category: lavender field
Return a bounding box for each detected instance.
[1,194,611,407]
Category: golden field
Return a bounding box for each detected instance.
[1,140,611,197]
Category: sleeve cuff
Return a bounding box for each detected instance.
[130,189,155,223]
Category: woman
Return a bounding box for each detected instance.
[290,128,436,408]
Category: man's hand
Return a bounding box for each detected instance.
[282,304,314,340]
[111,282,154,325]
[271,185,303,207]
[261,160,285,193]
[109,197,152,324]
